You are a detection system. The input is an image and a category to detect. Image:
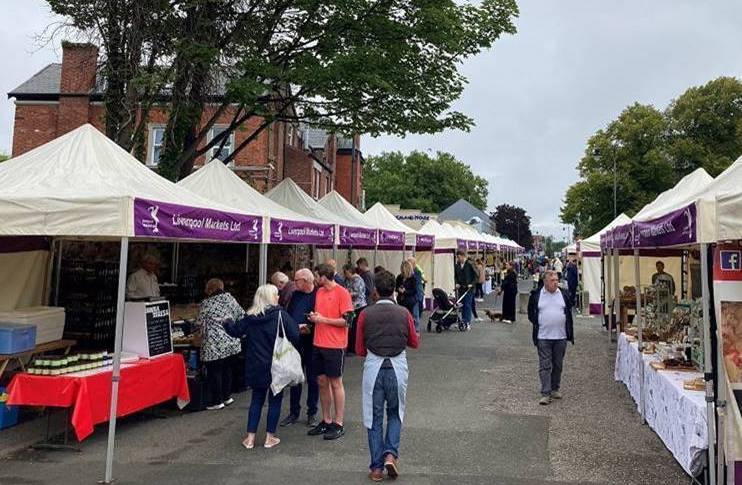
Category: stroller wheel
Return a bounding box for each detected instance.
[435,324,443,333]
[458,322,466,332]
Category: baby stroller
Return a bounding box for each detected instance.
[427,288,468,333]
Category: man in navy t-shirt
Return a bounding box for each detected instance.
[280,268,319,427]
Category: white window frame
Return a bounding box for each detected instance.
[207,125,236,166]
[147,124,166,167]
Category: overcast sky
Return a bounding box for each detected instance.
[2,1,742,239]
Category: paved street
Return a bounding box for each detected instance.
[0,282,687,485]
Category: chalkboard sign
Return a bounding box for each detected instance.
[123,301,173,359]
[145,301,173,357]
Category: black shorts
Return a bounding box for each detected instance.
[312,347,345,378]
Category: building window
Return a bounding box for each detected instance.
[147,125,165,166]
[208,126,235,164]
[313,169,321,198]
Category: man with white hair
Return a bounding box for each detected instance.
[280,268,320,427]
[528,270,574,405]
[126,253,161,300]
[271,271,295,307]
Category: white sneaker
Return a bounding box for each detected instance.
[223,397,235,406]
[206,403,225,411]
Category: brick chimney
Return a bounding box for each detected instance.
[57,41,98,136]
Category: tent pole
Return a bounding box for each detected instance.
[259,243,268,284]
[605,249,612,343]
[700,243,717,485]
[43,238,57,306]
[634,248,645,423]
[103,236,129,484]
[54,239,64,306]
[373,245,378,269]
[613,248,620,343]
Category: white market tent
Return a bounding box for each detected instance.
[419,219,456,297]
[580,213,631,315]
[318,191,397,270]
[600,166,732,483]
[177,160,336,281]
[364,202,420,248]
[0,124,263,483]
[266,178,345,232]
[179,160,334,245]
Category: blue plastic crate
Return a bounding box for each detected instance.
[0,386,19,430]
[0,322,36,354]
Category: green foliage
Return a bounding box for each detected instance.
[666,77,742,177]
[47,0,519,181]
[561,76,742,237]
[364,151,488,213]
[491,204,533,249]
[542,236,567,257]
[0,153,9,163]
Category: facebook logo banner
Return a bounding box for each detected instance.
[720,250,741,271]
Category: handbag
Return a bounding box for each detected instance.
[270,311,305,395]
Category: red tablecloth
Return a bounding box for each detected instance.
[7,353,190,441]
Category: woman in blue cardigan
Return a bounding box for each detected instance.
[223,284,299,449]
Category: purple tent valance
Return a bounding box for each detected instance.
[467,240,479,250]
[632,203,696,248]
[270,219,334,245]
[134,198,262,242]
[415,234,434,249]
[339,225,378,247]
[378,230,404,248]
[457,239,467,251]
[612,224,633,249]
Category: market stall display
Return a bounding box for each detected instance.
[7,353,189,441]
[0,124,262,482]
[615,332,708,477]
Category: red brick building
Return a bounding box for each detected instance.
[8,42,364,203]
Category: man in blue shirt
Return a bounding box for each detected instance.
[280,268,320,427]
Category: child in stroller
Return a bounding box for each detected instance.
[427,288,468,333]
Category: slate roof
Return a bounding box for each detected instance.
[9,64,63,97]
[438,199,492,227]
[304,126,329,150]
[8,62,231,101]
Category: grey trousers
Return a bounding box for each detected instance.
[537,339,567,396]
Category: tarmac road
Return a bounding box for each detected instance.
[0,280,688,484]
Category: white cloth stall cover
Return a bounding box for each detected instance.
[0,239,49,311]
[582,254,603,315]
[433,251,456,296]
[415,250,434,299]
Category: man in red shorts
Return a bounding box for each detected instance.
[307,263,354,440]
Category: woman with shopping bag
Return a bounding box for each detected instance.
[223,284,301,450]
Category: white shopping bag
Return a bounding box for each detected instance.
[270,311,304,395]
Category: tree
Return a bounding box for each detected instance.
[0,153,9,163]
[491,204,533,249]
[560,103,673,237]
[666,76,742,178]
[542,236,567,257]
[561,77,742,237]
[364,151,488,212]
[47,0,519,180]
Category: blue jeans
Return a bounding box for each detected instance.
[367,368,402,471]
[412,303,421,333]
[461,289,474,323]
[247,386,283,433]
[289,338,319,417]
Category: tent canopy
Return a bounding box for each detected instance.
[364,202,424,248]
[582,213,631,253]
[178,160,334,244]
[266,179,376,247]
[419,219,456,250]
[320,191,397,248]
[0,124,261,242]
